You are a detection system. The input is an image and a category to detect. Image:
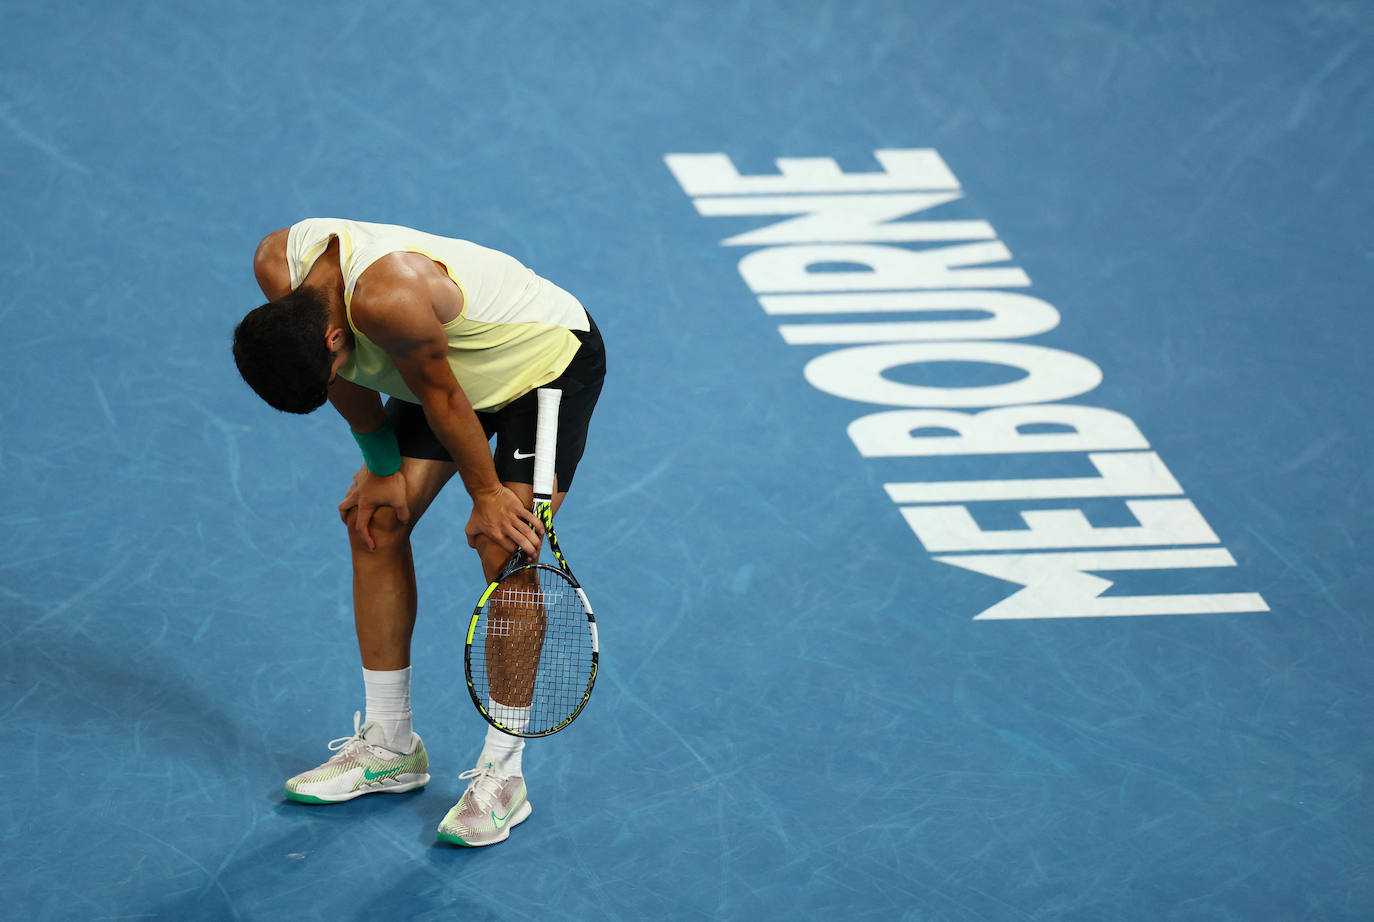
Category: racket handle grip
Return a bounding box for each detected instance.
[533,388,562,501]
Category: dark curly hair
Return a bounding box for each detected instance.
[232,286,334,414]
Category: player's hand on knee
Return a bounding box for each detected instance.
[465,486,543,557]
[338,467,411,551]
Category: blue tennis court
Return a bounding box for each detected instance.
[3,1,1371,919]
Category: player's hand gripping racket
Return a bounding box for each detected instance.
[465,388,599,737]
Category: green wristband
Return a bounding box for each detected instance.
[351,422,402,477]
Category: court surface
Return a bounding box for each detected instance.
[3,2,1371,919]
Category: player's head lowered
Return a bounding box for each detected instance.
[233,286,337,414]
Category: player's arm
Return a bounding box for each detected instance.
[328,374,411,550]
[253,229,292,300]
[327,375,387,433]
[352,270,543,556]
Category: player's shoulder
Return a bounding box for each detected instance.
[352,253,447,342]
[354,251,435,304]
[253,227,289,261]
[365,247,444,279]
[253,228,291,299]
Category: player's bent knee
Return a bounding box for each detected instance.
[344,505,412,552]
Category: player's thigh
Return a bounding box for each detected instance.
[487,362,602,492]
[401,456,461,522]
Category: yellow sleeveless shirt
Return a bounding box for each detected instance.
[285,218,587,411]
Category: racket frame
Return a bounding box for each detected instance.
[463,388,599,738]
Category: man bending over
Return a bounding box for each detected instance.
[233,218,606,846]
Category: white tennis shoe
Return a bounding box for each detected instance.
[284,711,429,804]
[436,761,532,846]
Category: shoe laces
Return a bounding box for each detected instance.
[326,710,370,761]
[457,764,506,812]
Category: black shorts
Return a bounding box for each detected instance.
[384,315,606,491]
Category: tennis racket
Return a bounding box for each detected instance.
[464,387,599,738]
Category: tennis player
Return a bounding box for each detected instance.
[233,218,606,846]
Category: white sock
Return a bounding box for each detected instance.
[479,699,528,776]
[362,666,413,752]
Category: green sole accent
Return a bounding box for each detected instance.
[283,790,344,805]
[436,831,474,847]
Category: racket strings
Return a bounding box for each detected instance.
[470,566,594,735]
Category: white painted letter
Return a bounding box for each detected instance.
[695,192,995,246]
[934,549,1269,619]
[739,242,1031,292]
[663,149,959,196]
[848,405,1150,457]
[884,451,1183,503]
[769,290,1061,343]
[901,499,1220,552]
[804,342,1102,408]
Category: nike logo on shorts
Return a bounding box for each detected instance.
[513,449,535,460]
